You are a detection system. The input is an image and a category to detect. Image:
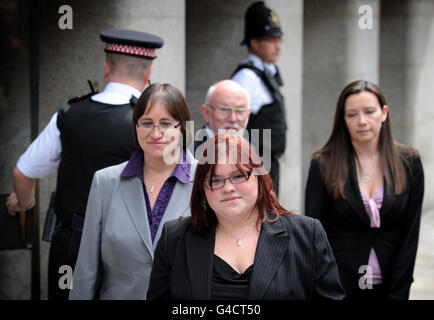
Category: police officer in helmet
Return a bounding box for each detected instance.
[232,1,286,196]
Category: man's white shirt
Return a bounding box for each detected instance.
[17,82,142,178]
[231,53,277,114]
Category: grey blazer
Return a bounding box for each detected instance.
[69,155,197,300]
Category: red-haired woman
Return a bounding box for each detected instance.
[305,80,424,300]
[147,134,345,300]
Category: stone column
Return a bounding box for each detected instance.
[404,0,434,212]
[381,0,434,212]
[186,0,250,129]
[268,0,304,212]
[345,0,380,83]
[302,0,380,212]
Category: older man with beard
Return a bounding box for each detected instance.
[193,80,251,156]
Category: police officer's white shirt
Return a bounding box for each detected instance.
[16,82,141,179]
[231,53,278,115]
[90,82,141,105]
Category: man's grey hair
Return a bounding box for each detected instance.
[204,80,250,107]
[204,83,217,106]
[106,52,152,81]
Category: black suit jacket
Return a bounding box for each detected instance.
[305,154,424,299]
[147,214,345,300]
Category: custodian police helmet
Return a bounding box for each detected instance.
[241,1,283,45]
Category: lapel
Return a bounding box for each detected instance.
[152,182,189,250]
[248,216,290,299]
[120,176,154,258]
[153,156,197,250]
[185,224,215,299]
[379,166,394,222]
[344,155,371,226]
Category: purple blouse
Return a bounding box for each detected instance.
[361,187,384,285]
[120,149,191,243]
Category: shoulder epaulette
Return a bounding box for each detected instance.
[67,91,97,104]
[231,61,262,78]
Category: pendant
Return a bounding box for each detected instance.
[363,176,370,183]
[149,183,155,193]
[237,239,242,247]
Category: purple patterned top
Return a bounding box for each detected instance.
[120,149,191,242]
[361,186,384,285]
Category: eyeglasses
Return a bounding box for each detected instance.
[207,105,250,120]
[205,171,252,190]
[136,121,182,133]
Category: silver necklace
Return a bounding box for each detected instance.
[143,170,155,193]
[144,173,155,192]
[356,159,372,183]
[218,223,256,247]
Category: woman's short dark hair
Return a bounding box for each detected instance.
[190,134,292,236]
[132,83,191,150]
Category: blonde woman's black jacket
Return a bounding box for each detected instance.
[305,154,424,299]
[147,214,345,300]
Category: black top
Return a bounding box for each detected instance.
[211,255,253,300]
[147,214,346,300]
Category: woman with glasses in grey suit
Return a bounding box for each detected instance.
[147,134,345,300]
[70,83,196,299]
